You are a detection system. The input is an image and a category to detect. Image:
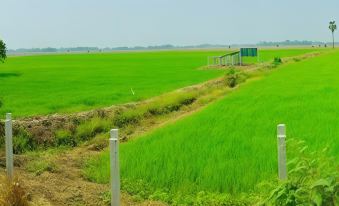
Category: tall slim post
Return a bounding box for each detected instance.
[110,129,120,206]
[239,51,242,66]
[277,124,287,180]
[5,113,13,179]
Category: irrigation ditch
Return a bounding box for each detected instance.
[0,51,327,206]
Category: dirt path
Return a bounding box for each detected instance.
[15,148,166,206]
[0,51,323,205]
[1,92,221,205]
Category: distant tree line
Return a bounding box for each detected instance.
[7,40,338,54]
[257,40,332,46]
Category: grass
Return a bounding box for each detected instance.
[85,50,339,198]
[0,176,29,206]
[0,49,318,117]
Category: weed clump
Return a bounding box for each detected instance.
[55,129,76,147]
[113,92,197,128]
[86,133,110,151]
[146,93,197,116]
[225,68,248,88]
[13,128,37,154]
[26,160,58,176]
[272,57,283,68]
[264,57,283,69]
[0,176,30,206]
[113,109,143,128]
[75,117,111,141]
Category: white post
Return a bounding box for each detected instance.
[277,124,287,180]
[5,113,13,179]
[110,129,120,206]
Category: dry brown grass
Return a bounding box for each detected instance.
[0,176,29,206]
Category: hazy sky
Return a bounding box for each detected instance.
[1,0,338,49]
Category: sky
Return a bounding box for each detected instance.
[1,0,338,49]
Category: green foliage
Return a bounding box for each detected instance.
[55,129,76,146]
[85,51,339,196]
[265,139,338,206]
[145,92,197,115]
[225,68,248,88]
[329,21,337,33]
[113,109,143,128]
[75,117,111,141]
[0,39,6,63]
[86,133,110,151]
[265,57,283,69]
[97,178,252,205]
[273,57,282,66]
[113,92,198,128]
[226,68,238,87]
[329,21,337,48]
[0,98,3,108]
[13,128,36,154]
[0,49,319,117]
[24,148,65,176]
[84,152,110,183]
[86,142,338,206]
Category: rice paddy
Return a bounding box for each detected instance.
[0,49,317,117]
[85,49,339,197]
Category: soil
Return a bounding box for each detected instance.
[0,88,222,205]
[0,52,322,205]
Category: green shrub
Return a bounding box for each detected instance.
[87,133,109,151]
[113,109,144,128]
[273,57,282,66]
[146,93,197,115]
[113,92,198,128]
[75,117,111,141]
[13,129,36,154]
[55,129,76,147]
[225,68,248,88]
[0,99,2,108]
[265,139,338,206]
[265,57,283,69]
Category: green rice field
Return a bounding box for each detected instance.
[0,49,317,117]
[85,50,339,196]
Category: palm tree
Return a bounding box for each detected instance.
[0,39,6,62]
[329,21,337,49]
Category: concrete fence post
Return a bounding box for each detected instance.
[277,124,287,180]
[5,113,14,179]
[110,129,120,206]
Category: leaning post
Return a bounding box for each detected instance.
[277,124,287,180]
[110,129,120,206]
[5,113,14,179]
